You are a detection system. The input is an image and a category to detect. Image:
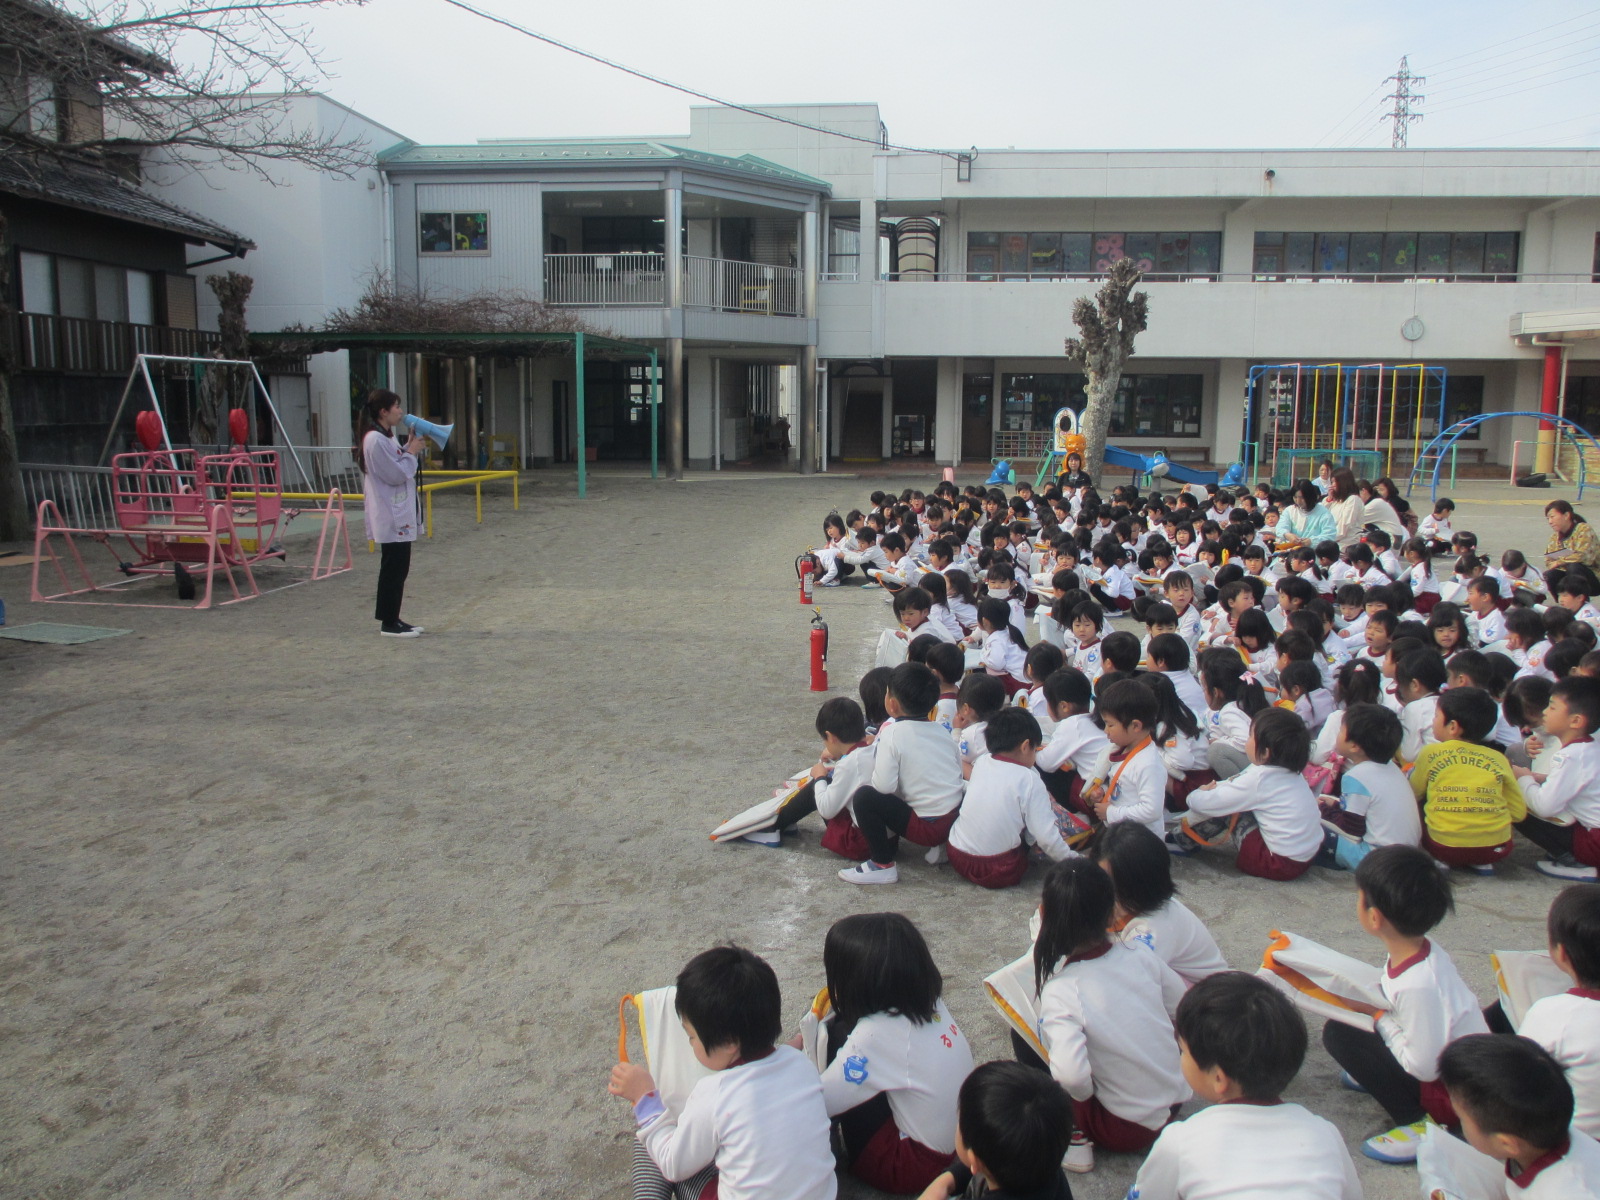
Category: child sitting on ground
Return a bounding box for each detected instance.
[953,673,1006,778]
[838,663,966,887]
[1091,821,1228,986]
[1278,660,1335,737]
[1142,672,1211,809]
[1082,679,1169,842]
[1069,600,1107,683]
[917,1062,1075,1200]
[814,913,972,1193]
[1164,570,1204,650]
[1514,676,1600,881]
[1148,633,1210,730]
[1396,648,1447,765]
[972,599,1030,696]
[1017,642,1065,736]
[1315,702,1420,870]
[1509,607,1555,681]
[1320,845,1489,1164]
[1024,858,1188,1174]
[926,642,964,735]
[1175,708,1323,879]
[1439,1035,1600,1198]
[1099,631,1143,682]
[1515,884,1600,1139]
[770,697,876,853]
[877,587,958,667]
[1198,648,1270,780]
[1133,973,1362,1200]
[610,945,835,1200]
[1418,498,1455,555]
[1036,668,1110,816]
[948,709,1077,888]
[1411,686,1527,876]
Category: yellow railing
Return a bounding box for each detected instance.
[263,468,520,546]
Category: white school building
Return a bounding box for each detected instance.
[153,99,1600,480]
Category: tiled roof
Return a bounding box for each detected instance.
[0,155,253,252]
[379,139,830,190]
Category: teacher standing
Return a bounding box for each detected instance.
[358,389,425,638]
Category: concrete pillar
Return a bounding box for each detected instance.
[799,344,818,473]
[935,357,961,466]
[687,353,713,468]
[665,182,684,308]
[667,338,685,477]
[859,198,878,281]
[528,182,545,299]
[1214,358,1250,469]
[880,379,895,459]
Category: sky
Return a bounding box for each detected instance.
[194,0,1600,151]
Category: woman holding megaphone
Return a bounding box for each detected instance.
[357,389,425,638]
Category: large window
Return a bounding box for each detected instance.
[1000,372,1205,438]
[1253,231,1518,280]
[419,211,489,255]
[826,217,860,277]
[967,232,1220,280]
[17,250,155,324]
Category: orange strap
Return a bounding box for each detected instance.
[618,994,633,1063]
[1105,737,1154,799]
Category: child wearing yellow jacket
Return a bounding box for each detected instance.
[1409,687,1525,877]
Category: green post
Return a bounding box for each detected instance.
[575,332,587,499]
[650,346,659,480]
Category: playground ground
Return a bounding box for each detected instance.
[0,471,1584,1200]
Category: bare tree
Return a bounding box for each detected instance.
[193,270,251,444]
[1063,258,1149,488]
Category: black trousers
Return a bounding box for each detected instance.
[1547,563,1600,597]
[1516,815,1574,858]
[375,540,412,623]
[773,780,819,831]
[1321,1020,1424,1127]
[854,787,917,863]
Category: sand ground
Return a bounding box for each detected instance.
[0,470,1582,1199]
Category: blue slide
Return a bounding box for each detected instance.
[1102,444,1235,488]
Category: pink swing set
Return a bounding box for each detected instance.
[31,355,353,610]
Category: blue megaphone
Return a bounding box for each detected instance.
[403,413,454,450]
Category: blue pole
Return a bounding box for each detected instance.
[576,332,587,499]
[650,347,659,480]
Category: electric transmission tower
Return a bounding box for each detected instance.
[1384,56,1425,148]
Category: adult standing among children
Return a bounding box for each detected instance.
[1277,480,1337,548]
[1057,451,1092,490]
[1324,468,1364,550]
[359,388,426,638]
[1544,499,1600,596]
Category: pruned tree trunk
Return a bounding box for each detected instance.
[1064,258,1150,488]
[0,208,30,541]
[198,271,253,444]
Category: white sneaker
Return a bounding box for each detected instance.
[1062,1133,1094,1174]
[1362,1118,1432,1163]
[1535,856,1597,881]
[380,622,421,638]
[740,829,782,847]
[924,844,949,865]
[838,860,899,885]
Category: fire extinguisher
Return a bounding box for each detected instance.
[796,549,820,605]
[809,608,829,692]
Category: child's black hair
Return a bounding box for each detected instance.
[1147,632,1190,673]
[675,945,782,1056]
[1555,674,1600,736]
[1163,569,1195,593]
[1340,702,1402,762]
[978,598,1029,651]
[1235,607,1275,651]
[1546,638,1586,680]
[1250,707,1310,772]
[1198,647,1269,715]
[1097,676,1157,733]
[1043,667,1093,715]
[1548,883,1600,985]
[1336,582,1366,608]
[956,1063,1074,1195]
[1142,601,1179,628]
[823,912,942,1032]
[919,570,949,608]
[1139,670,1202,740]
[1091,816,1176,917]
[1175,972,1308,1101]
[1069,598,1106,632]
[1439,1035,1573,1152]
[1436,685,1499,744]
[1101,630,1142,674]
[1426,601,1471,647]
[1277,660,1322,702]
[1445,648,1491,689]
[1033,859,1116,994]
[1355,844,1454,937]
[986,706,1043,756]
[1024,641,1065,686]
[1273,629,1318,664]
[1559,571,1595,600]
[1395,649,1448,695]
[1394,618,1431,645]
[1506,607,1545,646]
[1503,675,1554,734]
[815,696,867,744]
[887,662,940,720]
[906,633,941,664]
[1334,657,1383,706]
[858,666,892,727]
[1543,606,1576,642]
[924,641,964,688]
[1287,609,1324,643]
[1465,575,1499,602]
[956,672,1006,721]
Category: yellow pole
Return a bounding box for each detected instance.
[1413,364,1423,478]
[426,490,433,538]
[475,481,483,525]
[1386,367,1399,478]
[1334,363,1344,454]
[513,474,520,511]
[1310,370,1321,454]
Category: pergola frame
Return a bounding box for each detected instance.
[261,329,662,497]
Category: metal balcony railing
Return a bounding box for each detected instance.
[542,253,806,315]
[14,313,223,374]
[683,256,803,316]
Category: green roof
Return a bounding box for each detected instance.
[378,140,830,191]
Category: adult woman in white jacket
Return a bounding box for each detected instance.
[1324,468,1365,550]
[1359,479,1406,542]
[358,389,426,637]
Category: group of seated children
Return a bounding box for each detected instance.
[614,873,1600,1196]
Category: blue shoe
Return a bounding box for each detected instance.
[1470,864,1496,877]
[1340,1070,1368,1093]
[1164,832,1194,858]
[1362,1119,1431,1164]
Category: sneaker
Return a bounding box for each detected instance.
[1321,818,1361,844]
[820,578,841,588]
[397,621,425,634]
[1535,855,1598,881]
[924,844,949,865]
[1432,858,1453,872]
[740,829,782,847]
[1469,864,1496,878]
[1362,1118,1432,1164]
[1062,1133,1094,1174]
[838,860,899,885]
[380,622,420,638]
[1164,832,1195,858]
[1340,1070,1368,1093]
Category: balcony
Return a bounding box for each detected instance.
[543,253,805,317]
[15,313,222,374]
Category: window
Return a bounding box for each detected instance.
[419,211,489,255]
[1592,234,1599,283]
[18,253,167,324]
[1253,231,1519,280]
[968,232,1220,279]
[999,373,1205,438]
[826,217,860,276]
[19,250,55,314]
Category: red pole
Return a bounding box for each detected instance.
[1536,344,1563,474]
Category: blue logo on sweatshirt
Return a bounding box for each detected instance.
[843,1055,869,1084]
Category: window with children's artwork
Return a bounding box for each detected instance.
[419,211,490,255]
[1000,373,1205,438]
[966,232,1220,279]
[1252,231,1518,280]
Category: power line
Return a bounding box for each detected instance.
[1425,6,1600,70]
[1445,108,1600,145]
[1314,80,1389,146]
[1429,36,1600,93]
[435,0,964,160]
[1427,21,1600,82]
[1429,62,1600,116]
[1383,56,1425,148]
[1430,43,1600,97]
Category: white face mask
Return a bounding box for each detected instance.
[988,586,1010,597]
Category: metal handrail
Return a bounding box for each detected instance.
[543,253,667,306]
[683,256,804,316]
[884,271,1600,284]
[13,313,225,374]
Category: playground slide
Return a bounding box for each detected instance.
[1102,444,1221,487]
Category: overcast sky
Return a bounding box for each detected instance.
[274,0,1600,151]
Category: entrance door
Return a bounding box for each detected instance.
[840,387,882,461]
[963,374,993,463]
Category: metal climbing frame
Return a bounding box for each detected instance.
[1405,411,1600,503]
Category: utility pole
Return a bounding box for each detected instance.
[1384,56,1425,148]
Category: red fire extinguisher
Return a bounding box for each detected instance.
[796,549,820,605]
[809,608,828,692]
